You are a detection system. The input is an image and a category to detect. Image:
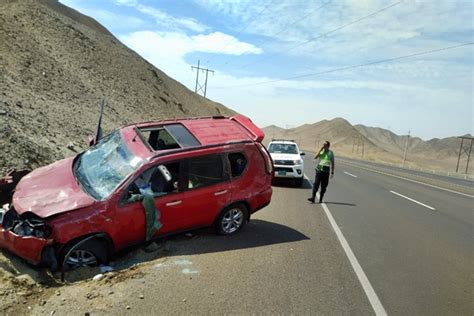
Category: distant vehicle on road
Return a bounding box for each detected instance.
[268,139,305,186]
[0,115,273,271]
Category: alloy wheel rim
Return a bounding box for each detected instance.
[66,249,98,268]
[221,208,243,234]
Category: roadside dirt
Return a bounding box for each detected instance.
[0,232,202,315]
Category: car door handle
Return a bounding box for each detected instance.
[214,190,228,196]
[166,200,182,206]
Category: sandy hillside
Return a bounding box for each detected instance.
[264,120,473,174]
[0,0,235,173]
[0,1,238,313]
[263,118,406,164]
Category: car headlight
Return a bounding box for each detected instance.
[295,159,303,165]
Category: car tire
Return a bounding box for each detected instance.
[61,238,108,270]
[215,203,248,235]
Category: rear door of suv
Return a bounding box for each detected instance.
[181,153,231,228]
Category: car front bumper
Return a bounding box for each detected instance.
[0,225,49,265]
[273,164,304,179]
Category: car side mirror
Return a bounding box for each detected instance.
[157,165,172,182]
[300,152,306,156]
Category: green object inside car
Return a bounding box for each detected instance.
[140,188,162,241]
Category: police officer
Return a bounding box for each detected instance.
[308,141,335,203]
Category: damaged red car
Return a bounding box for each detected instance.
[0,115,273,271]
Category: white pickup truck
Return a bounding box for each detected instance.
[267,139,305,186]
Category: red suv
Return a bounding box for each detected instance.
[0,115,273,271]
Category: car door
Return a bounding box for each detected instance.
[112,160,186,248]
[181,153,231,228]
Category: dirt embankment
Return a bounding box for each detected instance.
[0,0,234,174]
[0,0,237,313]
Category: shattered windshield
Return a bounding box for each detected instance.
[73,131,143,200]
[268,143,298,154]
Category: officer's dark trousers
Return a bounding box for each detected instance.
[312,170,330,201]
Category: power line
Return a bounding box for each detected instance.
[210,41,473,90]
[239,1,402,69]
[220,0,332,68]
[205,0,275,65]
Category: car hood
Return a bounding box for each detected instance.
[270,153,301,161]
[12,157,95,218]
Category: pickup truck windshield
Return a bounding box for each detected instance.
[73,131,143,200]
[268,143,298,154]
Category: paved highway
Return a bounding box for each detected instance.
[32,156,473,315]
[338,156,474,189]
[304,156,473,315]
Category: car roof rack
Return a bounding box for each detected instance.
[271,138,295,142]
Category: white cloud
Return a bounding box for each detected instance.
[110,1,209,33]
[88,9,148,30]
[136,4,209,33]
[120,31,263,88]
[59,1,148,31]
[111,0,138,6]
[193,32,262,55]
[122,31,261,57]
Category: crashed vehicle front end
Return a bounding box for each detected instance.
[0,203,53,265]
[0,130,144,270]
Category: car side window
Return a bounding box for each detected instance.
[228,152,247,178]
[124,162,181,202]
[187,155,226,189]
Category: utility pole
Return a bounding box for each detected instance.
[455,136,473,173]
[402,130,410,168]
[191,60,214,98]
[352,133,364,157]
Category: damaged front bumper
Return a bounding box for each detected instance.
[0,204,53,265]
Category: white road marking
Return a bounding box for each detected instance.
[344,171,358,178]
[304,174,387,316]
[340,161,474,198]
[390,190,436,210]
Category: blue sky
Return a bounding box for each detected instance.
[60,0,473,140]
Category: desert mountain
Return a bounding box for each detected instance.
[0,0,235,172]
[264,120,471,172]
[355,125,470,159]
[264,117,382,156]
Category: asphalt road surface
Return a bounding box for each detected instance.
[303,156,473,315]
[33,157,472,315]
[337,156,474,189]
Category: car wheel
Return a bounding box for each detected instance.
[61,238,108,270]
[215,204,248,235]
[295,177,304,187]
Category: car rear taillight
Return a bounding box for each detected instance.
[256,143,274,175]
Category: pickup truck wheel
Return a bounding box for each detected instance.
[216,204,247,235]
[62,239,107,270]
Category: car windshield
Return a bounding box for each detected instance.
[268,143,298,154]
[73,131,143,200]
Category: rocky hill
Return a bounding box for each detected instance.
[354,125,469,159]
[263,117,387,158]
[0,0,234,172]
[264,120,472,173]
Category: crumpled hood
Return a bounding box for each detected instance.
[12,157,95,218]
[270,153,301,161]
